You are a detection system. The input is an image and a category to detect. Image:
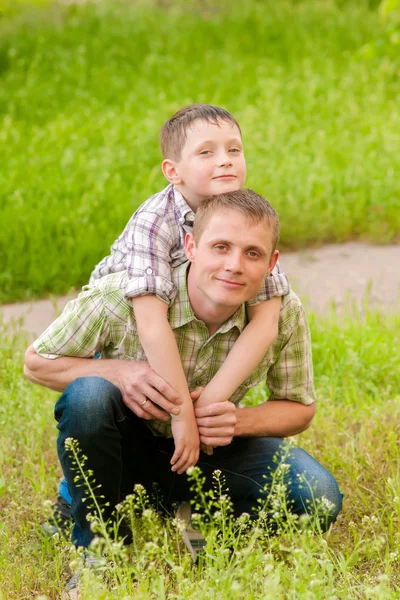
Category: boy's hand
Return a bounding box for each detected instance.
[170,412,200,474]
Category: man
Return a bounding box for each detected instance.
[24,189,342,553]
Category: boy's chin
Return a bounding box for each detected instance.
[210,180,241,194]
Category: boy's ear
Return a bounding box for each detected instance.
[161,159,183,185]
[185,232,196,261]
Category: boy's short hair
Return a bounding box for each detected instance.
[193,189,280,253]
[160,104,241,161]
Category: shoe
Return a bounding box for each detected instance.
[61,554,105,599]
[41,494,72,538]
[175,501,206,562]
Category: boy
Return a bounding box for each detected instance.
[89,104,290,473]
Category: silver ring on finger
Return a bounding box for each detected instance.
[140,399,149,407]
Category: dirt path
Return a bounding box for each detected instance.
[1,242,399,341]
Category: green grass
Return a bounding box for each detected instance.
[0,0,399,302]
[1,307,399,599]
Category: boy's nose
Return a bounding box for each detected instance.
[216,151,232,167]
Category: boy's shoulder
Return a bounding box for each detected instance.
[135,184,193,221]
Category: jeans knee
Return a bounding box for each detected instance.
[55,377,123,437]
[296,468,343,531]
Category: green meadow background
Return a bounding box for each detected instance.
[0,0,399,303]
[1,1,400,598]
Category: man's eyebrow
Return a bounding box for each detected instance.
[208,238,268,255]
[208,238,232,245]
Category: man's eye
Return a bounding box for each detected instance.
[247,251,259,258]
[215,245,227,251]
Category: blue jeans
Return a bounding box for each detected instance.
[55,377,343,548]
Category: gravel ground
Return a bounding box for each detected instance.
[1,242,399,341]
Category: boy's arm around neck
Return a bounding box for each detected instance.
[195,297,281,407]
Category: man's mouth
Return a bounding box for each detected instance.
[216,278,245,288]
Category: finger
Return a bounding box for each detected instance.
[170,444,183,466]
[194,401,236,419]
[190,386,205,401]
[139,402,171,422]
[171,448,191,474]
[199,426,235,438]
[123,395,170,422]
[200,435,233,447]
[147,373,182,405]
[200,442,213,456]
[196,413,237,429]
[182,449,200,473]
[142,384,181,416]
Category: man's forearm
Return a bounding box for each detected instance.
[24,346,125,392]
[234,400,316,438]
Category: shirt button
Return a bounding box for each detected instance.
[145,267,153,275]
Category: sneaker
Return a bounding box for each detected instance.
[175,501,206,562]
[41,495,72,538]
[61,554,105,600]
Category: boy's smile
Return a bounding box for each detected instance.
[162,119,247,211]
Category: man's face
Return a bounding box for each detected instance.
[185,209,279,310]
[171,119,247,209]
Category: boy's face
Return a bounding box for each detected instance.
[164,119,247,210]
[185,208,279,311]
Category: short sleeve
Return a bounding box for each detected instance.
[33,287,110,359]
[124,211,178,305]
[246,260,290,306]
[266,301,316,405]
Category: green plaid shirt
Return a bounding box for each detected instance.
[34,263,316,437]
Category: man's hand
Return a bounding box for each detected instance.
[192,388,237,448]
[114,361,183,423]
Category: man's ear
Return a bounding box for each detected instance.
[185,232,196,262]
[267,250,279,276]
[161,159,183,185]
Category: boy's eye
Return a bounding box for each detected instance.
[229,148,241,153]
[199,150,211,155]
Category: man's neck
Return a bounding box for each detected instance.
[186,266,240,336]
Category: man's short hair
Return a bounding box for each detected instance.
[193,189,280,253]
[160,104,241,161]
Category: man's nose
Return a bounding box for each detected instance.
[225,252,243,273]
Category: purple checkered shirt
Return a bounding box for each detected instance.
[90,184,290,304]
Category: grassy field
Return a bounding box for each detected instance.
[1,307,399,599]
[1,1,399,598]
[0,0,399,303]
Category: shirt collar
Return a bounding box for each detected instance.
[169,262,247,334]
[171,185,196,227]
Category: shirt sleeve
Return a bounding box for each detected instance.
[124,211,177,305]
[266,301,316,405]
[33,286,111,359]
[246,260,290,306]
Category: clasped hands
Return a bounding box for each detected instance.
[116,362,236,474]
